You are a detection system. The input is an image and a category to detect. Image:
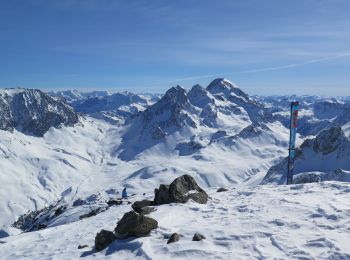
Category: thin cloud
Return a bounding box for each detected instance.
[143,51,350,87]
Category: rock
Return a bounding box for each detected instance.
[107,199,123,207]
[217,188,228,192]
[154,174,208,205]
[54,206,66,217]
[73,198,86,207]
[167,233,180,244]
[37,223,47,230]
[0,88,79,136]
[192,232,206,241]
[115,211,158,238]
[132,200,154,214]
[78,244,89,249]
[139,206,156,215]
[79,207,106,220]
[94,229,116,252]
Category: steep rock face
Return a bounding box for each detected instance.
[0,88,79,136]
[116,79,276,161]
[187,84,213,108]
[206,78,271,123]
[262,127,350,184]
[141,86,196,130]
[313,100,348,120]
[117,86,197,160]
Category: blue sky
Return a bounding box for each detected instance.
[1,0,350,95]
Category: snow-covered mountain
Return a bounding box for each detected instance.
[0,88,79,136]
[49,90,159,124]
[48,90,110,103]
[1,79,350,259]
[262,126,350,185]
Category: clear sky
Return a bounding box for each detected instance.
[1,0,350,95]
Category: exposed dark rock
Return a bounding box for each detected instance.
[79,207,107,220]
[73,199,86,207]
[167,233,180,244]
[37,223,47,230]
[107,199,123,207]
[78,244,89,249]
[139,206,156,215]
[0,88,79,136]
[54,206,66,217]
[154,174,208,205]
[192,232,206,241]
[94,229,116,252]
[294,173,321,184]
[217,188,228,192]
[114,211,158,238]
[132,200,155,214]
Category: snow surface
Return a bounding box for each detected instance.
[1,182,350,259]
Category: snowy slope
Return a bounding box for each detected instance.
[1,182,350,259]
[0,118,109,227]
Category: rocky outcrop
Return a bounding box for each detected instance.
[131,200,155,215]
[167,233,180,244]
[94,229,116,252]
[0,88,79,136]
[114,211,158,239]
[192,232,206,241]
[154,174,208,205]
[262,126,350,185]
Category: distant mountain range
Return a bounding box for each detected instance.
[0,78,349,228]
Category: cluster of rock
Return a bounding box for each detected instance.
[94,174,209,252]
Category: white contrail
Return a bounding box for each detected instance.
[150,52,350,86]
[235,52,350,74]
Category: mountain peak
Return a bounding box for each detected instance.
[160,85,188,106]
[206,78,238,93]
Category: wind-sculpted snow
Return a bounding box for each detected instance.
[0,88,79,136]
[2,183,350,259]
[262,126,350,184]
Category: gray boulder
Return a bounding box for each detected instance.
[154,174,208,205]
[114,211,158,238]
[217,187,228,192]
[192,232,206,241]
[95,229,115,252]
[167,233,180,244]
[132,200,154,214]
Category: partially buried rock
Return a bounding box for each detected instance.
[167,233,180,244]
[192,232,206,241]
[217,187,228,192]
[154,174,208,205]
[78,244,88,249]
[139,206,156,215]
[95,229,116,252]
[132,200,154,214]
[107,199,123,207]
[115,211,158,239]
